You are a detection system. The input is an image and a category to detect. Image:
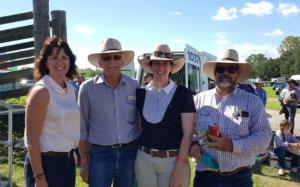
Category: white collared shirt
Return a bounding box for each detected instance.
[143,80,177,123]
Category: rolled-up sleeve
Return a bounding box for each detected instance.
[78,82,90,141]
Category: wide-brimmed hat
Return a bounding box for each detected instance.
[254,78,264,84]
[287,78,299,86]
[88,38,134,68]
[138,44,184,74]
[203,49,253,82]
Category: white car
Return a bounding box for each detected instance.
[19,79,35,88]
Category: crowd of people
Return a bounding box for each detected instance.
[23,36,299,187]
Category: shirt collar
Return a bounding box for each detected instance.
[146,79,175,95]
[213,86,238,98]
[94,74,127,86]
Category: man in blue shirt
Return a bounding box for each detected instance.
[78,38,139,187]
[254,78,267,106]
[191,49,272,187]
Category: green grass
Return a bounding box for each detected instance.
[1,154,300,187]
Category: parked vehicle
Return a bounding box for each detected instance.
[275,82,287,95]
[19,79,35,88]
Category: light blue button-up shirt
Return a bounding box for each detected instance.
[194,87,272,172]
[78,74,140,145]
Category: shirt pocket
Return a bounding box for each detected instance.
[125,96,136,124]
[238,116,250,137]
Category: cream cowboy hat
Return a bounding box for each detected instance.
[138,44,184,74]
[254,78,264,84]
[88,38,134,68]
[203,49,253,82]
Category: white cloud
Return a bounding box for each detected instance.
[73,25,96,35]
[212,7,238,21]
[171,38,185,44]
[168,11,183,16]
[214,33,230,46]
[240,1,274,16]
[278,3,300,16]
[264,28,284,37]
[232,43,279,61]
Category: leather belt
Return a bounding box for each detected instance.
[140,146,179,158]
[92,140,137,149]
[207,166,252,177]
[41,150,74,158]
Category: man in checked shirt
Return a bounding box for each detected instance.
[190,49,272,187]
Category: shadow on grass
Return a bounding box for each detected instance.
[253,161,300,183]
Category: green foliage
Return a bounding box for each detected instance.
[78,68,102,79]
[6,96,27,106]
[246,35,300,81]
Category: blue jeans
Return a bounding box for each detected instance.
[88,142,138,187]
[193,168,253,187]
[24,152,75,187]
[284,105,297,134]
[274,146,300,169]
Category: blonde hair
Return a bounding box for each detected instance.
[280,119,291,131]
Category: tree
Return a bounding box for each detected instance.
[78,68,102,79]
[245,54,269,79]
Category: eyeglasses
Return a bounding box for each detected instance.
[101,55,122,62]
[153,51,173,59]
[215,66,239,74]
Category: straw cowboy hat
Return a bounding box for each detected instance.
[138,44,184,74]
[203,49,253,82]
[88,38,134,68]
[254,78,264,84]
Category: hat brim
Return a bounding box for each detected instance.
[88,50,134,68]
[287,79,299,86]
[203,60,253,82]
[138,55,184,74]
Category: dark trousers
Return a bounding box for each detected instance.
[284,105,297,134]
[193,168,253,187]
[24,152,75,187]
[274,146,300,169]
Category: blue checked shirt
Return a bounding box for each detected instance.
[194,87,272,172]
[78,75,140,145]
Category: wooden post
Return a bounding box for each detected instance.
[32,0,50,57]
[51,10,67,41]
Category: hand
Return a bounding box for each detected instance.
[190,144,201,161]
[207,135,233,152]
[80,163,89,183]
[35,178,48,187]
[169,164,184,187]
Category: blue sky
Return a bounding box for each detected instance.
[1,0,300,69]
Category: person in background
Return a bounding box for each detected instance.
[78,38,139,187]
[143,72,153,85]
[135,44,195,187]
[24,37,80,187]
[282,78,299,134]
[254,78,267,106]
[274,119,300,175]
[191,49,272,187]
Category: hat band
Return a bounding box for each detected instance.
[221,57,237,61]
[103,48,121,52]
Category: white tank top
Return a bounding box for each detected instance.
[25,75,80,152]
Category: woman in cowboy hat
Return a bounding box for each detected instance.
[191,49,272,187]
[78,38,140,187]
[135,44,195,187]
[254,78,267,106]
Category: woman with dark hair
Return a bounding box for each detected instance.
[24,37,80,187]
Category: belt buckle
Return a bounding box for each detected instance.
[111,144,121,149]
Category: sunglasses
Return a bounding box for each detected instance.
[215,66,239,74]
[100,55,122,62]
[153,51,174,59]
